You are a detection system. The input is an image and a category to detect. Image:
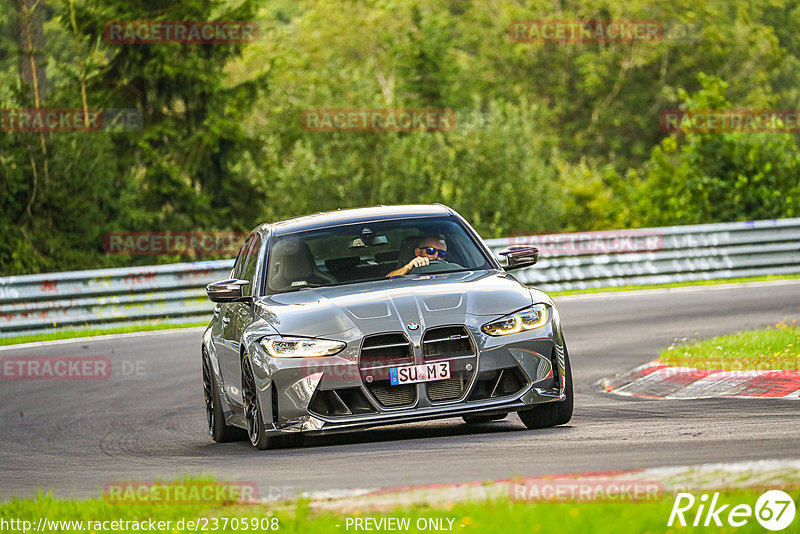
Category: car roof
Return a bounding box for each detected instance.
[255,204,456,236]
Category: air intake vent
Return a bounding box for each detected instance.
[308,388,376,417]
[367,383,417,407]
[422,326,476,403]
[427,377,467,401]
[422,326,472,360]
[468,366,528,401]
[359,333,416,408]
[497,367,525,395]
[361,333,413,368]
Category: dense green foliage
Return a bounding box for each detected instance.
[2,0,800,274]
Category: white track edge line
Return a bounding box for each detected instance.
[554,278,800,301]
[0,326,207,352]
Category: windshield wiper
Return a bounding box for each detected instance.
[294,283,327,290]
[273,283,328,293]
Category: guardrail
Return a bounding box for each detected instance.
[485,218,800,291]
[1,218,799,338]
[0,260,233,337]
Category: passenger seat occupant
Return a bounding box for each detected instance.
[386,235,447,276]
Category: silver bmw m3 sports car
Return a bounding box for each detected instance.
[202,204,573,449]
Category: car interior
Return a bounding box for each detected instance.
[266,219,487,292]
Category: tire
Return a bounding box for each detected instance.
[241,356,304,450]
[463,413,508,424]
[518,344,574,429]
[203,349,246,443]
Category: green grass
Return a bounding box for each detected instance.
[660,320,800,371]
[548,273,800,297]
[0,321,207,347]
[1,485,797,533]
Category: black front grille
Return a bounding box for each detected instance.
[422,326,472,360]
[427,377,467,401]
[367,383,417,407]
[422,326,476,402]
[360,334,413,369]
[359,333,416,408]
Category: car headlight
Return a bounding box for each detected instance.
[481,304,549,336]
[259,336,346,358]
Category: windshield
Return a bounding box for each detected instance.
[265,216,492,294]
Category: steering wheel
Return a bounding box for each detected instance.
[408,259,449,274]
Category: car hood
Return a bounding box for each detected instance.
[253,270,533,337]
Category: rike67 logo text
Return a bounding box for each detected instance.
[669,490,796,531]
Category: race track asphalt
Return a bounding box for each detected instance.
[1,280,799,500]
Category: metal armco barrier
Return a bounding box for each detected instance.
[1,218,799,338]
[0,260,233,337]
[485,218,800,291]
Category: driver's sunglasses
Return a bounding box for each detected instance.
[420,246,446,258]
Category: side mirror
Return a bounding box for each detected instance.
[206,279,250,302]
[498,246,539,271]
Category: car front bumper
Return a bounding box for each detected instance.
[247,327,567,436]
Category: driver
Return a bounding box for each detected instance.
[386,235,447,276]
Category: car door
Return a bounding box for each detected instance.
[218,234,261,409]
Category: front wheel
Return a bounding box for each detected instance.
[241,356,304,450]
[518,345,574,429]
[203,349,246,443]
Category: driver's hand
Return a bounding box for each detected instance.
[404,256,429,273]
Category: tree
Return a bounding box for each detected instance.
[627,74,800,226]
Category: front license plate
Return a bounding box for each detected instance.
[389,361,450,385]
